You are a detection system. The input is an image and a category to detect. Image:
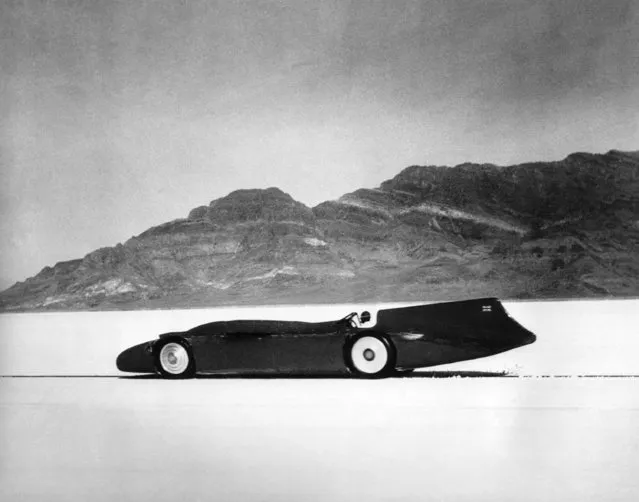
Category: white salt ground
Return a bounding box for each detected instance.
[1,300,638,501]
[1,377,638,501]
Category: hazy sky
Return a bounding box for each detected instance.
[1,0,638,289]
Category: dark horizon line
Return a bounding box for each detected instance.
[2,373,639,379]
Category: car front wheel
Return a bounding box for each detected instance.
[347,334,394,378]
[155,339,195,379]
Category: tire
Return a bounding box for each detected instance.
[155,339,196,379]
[346,334,395,378]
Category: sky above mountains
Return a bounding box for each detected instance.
[1,0,638,289]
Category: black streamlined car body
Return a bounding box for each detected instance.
[116,298,536,378]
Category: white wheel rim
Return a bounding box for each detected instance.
[351,336,389,374]
[159,343,189,375]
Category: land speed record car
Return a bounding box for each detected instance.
[116,297,536,378]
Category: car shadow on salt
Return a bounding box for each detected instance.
[118,370,511,380]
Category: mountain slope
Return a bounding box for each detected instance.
[2,150,638,311]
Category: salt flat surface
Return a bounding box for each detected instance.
[1,377,638,501]
[1,299,638,376]
[1,301,638,500]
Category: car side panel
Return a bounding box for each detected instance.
[391,334,498,369]
[189,331,350,375]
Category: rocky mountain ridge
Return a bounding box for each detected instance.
[2,150,638,311]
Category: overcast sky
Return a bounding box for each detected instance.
[1,0,638,289]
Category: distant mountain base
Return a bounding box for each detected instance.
[3,255,637,312]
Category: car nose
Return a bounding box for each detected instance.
[116,342,156,373]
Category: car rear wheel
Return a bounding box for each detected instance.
[155,339,195,379]
[347,334,395,378]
